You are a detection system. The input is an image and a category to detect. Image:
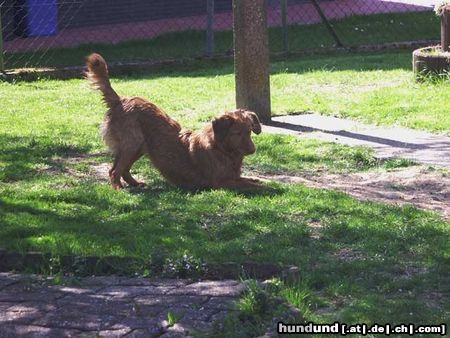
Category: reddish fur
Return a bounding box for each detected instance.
[85,53,262,190]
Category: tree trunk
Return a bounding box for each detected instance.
[233,0,271,123]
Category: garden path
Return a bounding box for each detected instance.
[0,273,244,337]
[263,113,450,167]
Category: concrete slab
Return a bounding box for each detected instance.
[263,113,450,167]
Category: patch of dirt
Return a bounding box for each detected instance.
[260,166,450,220]
[90,162,110,179]
[38,153,111,182]
[333,248,366,262]
[420,291,447,312]
[42,155,449,221]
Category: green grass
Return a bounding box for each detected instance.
[1,165,448,326]
[0,53,449,329]
[271,52,450,134]
[214,279,295,337]
[3,50,450,133]
[5,11,438,69]
[246,134,380,176]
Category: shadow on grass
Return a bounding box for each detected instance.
[266,119,430,149]
[0,132,448,324]
[3,48,414,85]
[100,49,414,83]
[0,178,448,324]
[0,134,100,182]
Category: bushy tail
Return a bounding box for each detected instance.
[85,53,121,110]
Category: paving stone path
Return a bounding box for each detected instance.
[0,273,245,338]
[263,114,450,167]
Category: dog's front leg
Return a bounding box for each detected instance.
[241,176,268,184]
[214,177,263,190]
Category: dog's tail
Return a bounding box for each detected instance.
[85,53,121,110]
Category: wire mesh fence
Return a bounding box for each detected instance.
[0,0,438,71]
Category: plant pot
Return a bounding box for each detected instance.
[413,46,450,78]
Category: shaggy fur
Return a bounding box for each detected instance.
[85,53,263,190]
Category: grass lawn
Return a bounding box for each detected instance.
[5,11,438,69]
[0,52,449,329]
[4,49,450,134]
[271,51,450,134]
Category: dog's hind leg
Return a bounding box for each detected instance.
[109,154,124,190]
[121,150,145,187]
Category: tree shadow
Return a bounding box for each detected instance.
[266,119,430,150]
[6,43,414,84]
[0,130,448,325]
[1,167,448,324]
[105,48,413,83]
[0,134,102,182]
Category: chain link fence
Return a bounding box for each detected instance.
[0,0,437,71]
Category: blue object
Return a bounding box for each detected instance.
[25,0,58,37]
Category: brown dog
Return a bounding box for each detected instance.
[85,53,262,190]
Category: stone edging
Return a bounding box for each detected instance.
[0,248,300,282]
[0,40,438,82]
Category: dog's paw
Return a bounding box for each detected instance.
[112,183,123,190]
[242,176,270,184]
[127,180,146,188]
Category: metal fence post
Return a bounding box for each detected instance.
[0,6,4,72]
[281,0,288,54]
[206,0,214,57]
[310,0,343,47]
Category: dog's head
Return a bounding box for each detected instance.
[212,109,261,155]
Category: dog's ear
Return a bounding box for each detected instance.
[212,115,235,141]
[244,111,262,134]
